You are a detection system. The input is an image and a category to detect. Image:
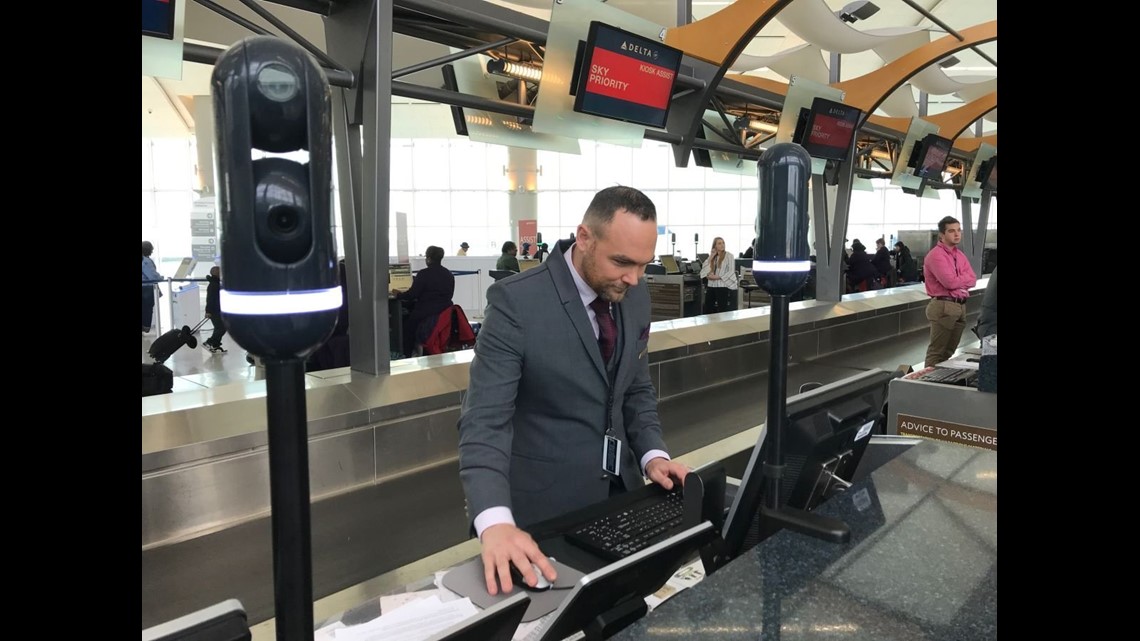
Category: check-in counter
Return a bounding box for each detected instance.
[644,273,702,321]
[141,279,990,628]
[610,437,997,640]
[888,375,997,451]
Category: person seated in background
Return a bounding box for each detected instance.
[497,241,520,272]
[846,240,879,292]
[307,259,351,371]
[457,242,470,256]
[392,246,455,358]
[533,242,549,262]
[871,238,892,285]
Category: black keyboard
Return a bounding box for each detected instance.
[564,488,685,561]
[919,367,978,386]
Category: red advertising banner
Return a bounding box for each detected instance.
[518,220,537,249]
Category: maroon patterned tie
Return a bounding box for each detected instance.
[589,297,617,364]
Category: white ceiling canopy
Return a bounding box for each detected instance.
[777,0,923,54]
[878,83,920,119]
[730,43,830,84]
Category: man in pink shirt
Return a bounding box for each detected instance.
[923,216,977,367]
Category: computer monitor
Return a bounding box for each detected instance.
[424,592,531,641]
[658,255,681,274]
[536,522,715,641]
[518,258,541,272]
[143,0,177,40]
[976,155,997,191]
[790,97,864,162]
[907,133,952,180]
[142,599,251,641]
[718,369,895,565]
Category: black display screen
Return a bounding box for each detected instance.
[143,0,177,40]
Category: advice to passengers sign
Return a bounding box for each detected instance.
[896,413,997,452]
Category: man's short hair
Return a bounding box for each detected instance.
[938,216,960,233]
[502,241,517,253]
[583,186,657,238]
[425,246,445,264]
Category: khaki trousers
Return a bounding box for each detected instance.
[925,299,966,367]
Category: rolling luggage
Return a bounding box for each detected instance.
[147,317,211,364]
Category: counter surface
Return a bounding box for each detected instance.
[611,438,997,641]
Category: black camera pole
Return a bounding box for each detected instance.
[212,36,341,641]
[753,143,849,544]
[264,358,315,640]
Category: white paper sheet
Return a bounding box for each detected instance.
[333,595,479,641]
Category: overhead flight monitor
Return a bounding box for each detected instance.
[572,21,684,129]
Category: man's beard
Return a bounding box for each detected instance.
[582,249,629,302]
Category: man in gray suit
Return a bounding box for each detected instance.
[458,186,690,595]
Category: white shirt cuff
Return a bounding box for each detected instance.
[640,450,670,475]
[474,507,516,540]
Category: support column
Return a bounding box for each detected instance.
[506,146,538,248]
[192,96,216,196]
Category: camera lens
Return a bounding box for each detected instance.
[268,205,300,235]
[256,63,299,103]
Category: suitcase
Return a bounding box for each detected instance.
[142,363,174,397]
[148,317,211,364]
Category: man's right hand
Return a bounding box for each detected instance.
[480,523,558,595]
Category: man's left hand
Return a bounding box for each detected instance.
[645,457,690,491]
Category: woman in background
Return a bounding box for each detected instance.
[700,236,738,314]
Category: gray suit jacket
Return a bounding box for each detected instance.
[458,244,667,528]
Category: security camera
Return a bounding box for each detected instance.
[211,36,341,360]
[753,143,812,297]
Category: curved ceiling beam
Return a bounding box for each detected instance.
[866,113,911,133]
[953,134,997,154]
[955,78,998,102]
[833,21,997,117]
[869,28,977,96]
[927,92,997,142]
[665,0,786,65]
[777,0,924,54]
[662,0,793,166]
[726,74,789,97]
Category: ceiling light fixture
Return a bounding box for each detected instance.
[486,58,543,83]
[837,1,880,24]
[733,115,779,134]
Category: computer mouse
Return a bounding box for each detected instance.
[509,561,552,592]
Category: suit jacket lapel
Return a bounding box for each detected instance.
[547,245,608,381]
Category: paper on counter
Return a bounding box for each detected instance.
[315,621,345,641]
[434,570,462,602]
[380,589,439,615]
[333,595,479,641]
[645,558,706,612]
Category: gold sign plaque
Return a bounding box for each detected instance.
[897,414,997,452]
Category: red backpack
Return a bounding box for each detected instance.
[421,305,477,355]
